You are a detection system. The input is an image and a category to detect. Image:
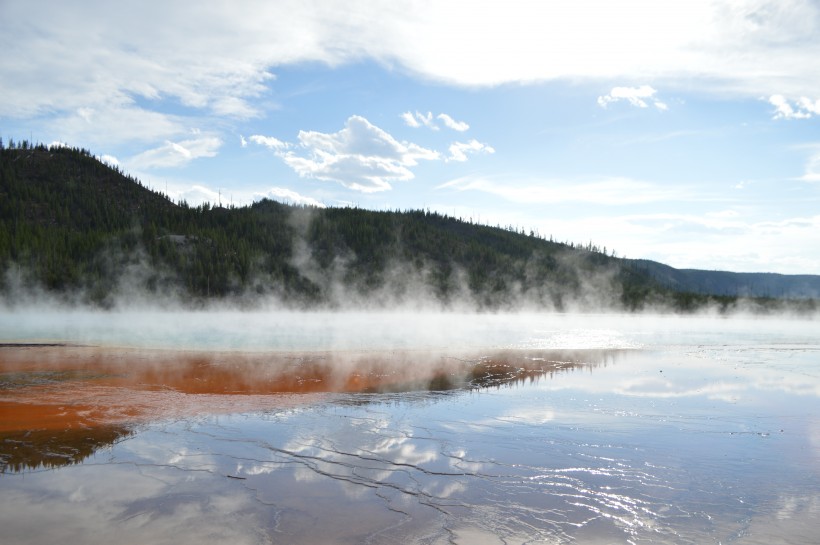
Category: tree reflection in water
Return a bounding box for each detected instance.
[0,345,618,473]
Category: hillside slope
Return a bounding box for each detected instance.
[1,143,816,312]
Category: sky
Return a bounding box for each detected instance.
[2,0,820,275]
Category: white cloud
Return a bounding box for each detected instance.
[248,134,289,150]
[598,85,667,110]
[176,185,221,206]
[799,148,820,182]
[279,115,439,192]
[646,214,820,273]
[402,111,470,132]
[48,104,186,148]
[127,136,222,169]
[254,187,325,207]
[437,113,469,131]
[439,175,682,205]
[798,97,820,115]
[461,206,820,274]
[401,111,438,130]
[1,2,818,107]
[400,111,421,128]
[769,94,820,119]
[396,1,820,100]
[447,140,495,162]
[4,0,820,155]
[99,154,119,167]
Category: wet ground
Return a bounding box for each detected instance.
[1,313,818,544]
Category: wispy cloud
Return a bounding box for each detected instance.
[279,115,439,192]
[439,175,681,205]
[246,134,289,150]
[401,111,438,130]
[525,211,820,273]
[447,140,494,162]
[598,85,668,110]
[48,104,187,148]
[798,147,820,182]
[127,137,222,170]
[437,113,469,131]
[401,111,469,131]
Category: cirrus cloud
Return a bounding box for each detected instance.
[438,175,684,205]
[127,136,222,170]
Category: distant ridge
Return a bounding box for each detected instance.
[631,260,820,300]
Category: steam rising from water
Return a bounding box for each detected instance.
[0,308,631,350]
[2,306,815,352]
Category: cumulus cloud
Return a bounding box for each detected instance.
[279,115,439,192]
[598,85,667,110]
[247,134,289,150]
[99,154,120,167]
[798,97,820,114]
[769,94,820,119]
[400,112,421,128]
[127,136,222,169]
[447,140,494,162]
[401,111,470,131]
[401,111,437,130]
[437,113,469,131]
[176,185,221,206]
[254,187,325,207]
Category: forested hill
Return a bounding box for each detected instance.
[0,142,814,312]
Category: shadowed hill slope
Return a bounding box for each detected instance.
[1,142,816,312]
[631,260,820,299]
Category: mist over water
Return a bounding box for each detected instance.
[2,305,814,351]
[1,309,818,544]
[0,308,643,350]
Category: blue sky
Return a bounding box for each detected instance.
[2,0,820,274]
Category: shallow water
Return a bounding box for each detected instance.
[1,312,818,544]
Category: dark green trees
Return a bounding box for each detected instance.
[5,141,795,312]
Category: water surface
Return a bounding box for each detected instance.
[1,312,818,544]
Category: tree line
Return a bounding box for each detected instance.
[1,142,812,313]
